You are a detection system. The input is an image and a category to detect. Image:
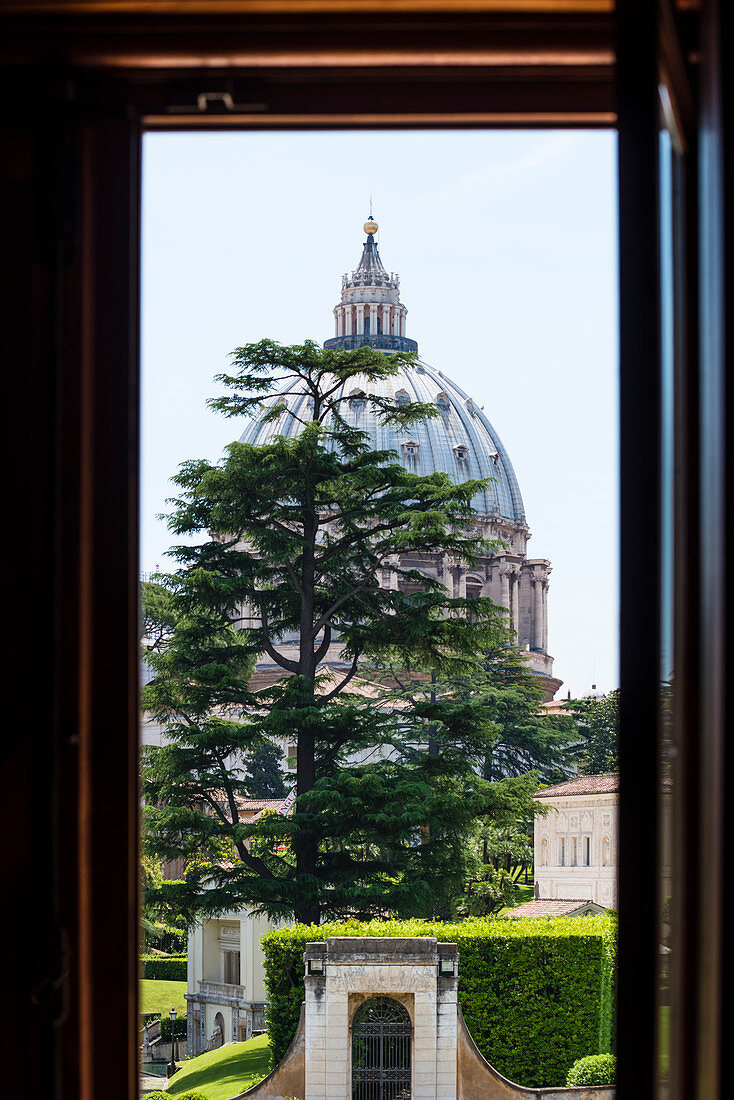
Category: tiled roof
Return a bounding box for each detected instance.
[506,899,604,919]
[533,773,619,799]
[236,798,289,810]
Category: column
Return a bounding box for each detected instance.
[382,304,390,334]
[508,571,516,633]
[370,304,378,334]
[499,566,511,620]
[356,304,365,334]
[413,989,438,1100]
[400,308,407,336]
[345,308,352,335]
[532,576,543,650]
[304,975,327,1100]
[541,579,549,651]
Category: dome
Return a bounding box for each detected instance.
[238,359,526,524]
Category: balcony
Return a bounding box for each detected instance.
[198,980,246,1002]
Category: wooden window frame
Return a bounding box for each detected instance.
[1,3,726,1100]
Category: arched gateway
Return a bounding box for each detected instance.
[352,996,411,1100]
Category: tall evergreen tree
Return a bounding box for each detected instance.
[246,743,288,799]
[143,340,532,923]
[568,689,619,774]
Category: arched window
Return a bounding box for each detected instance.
[352,997,411,1100]
[436,391,450,413]
[395,389,410,407]
[349,388,366,414]
[453,443,469,461]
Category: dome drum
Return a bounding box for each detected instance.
[324,333,418,354]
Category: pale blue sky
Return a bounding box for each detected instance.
[141,130,618,698]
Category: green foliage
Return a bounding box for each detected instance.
[566,1053,616,1086]
[262,914,616,1089]
[140,954,187,980]
[160,1015,188,1040]
[142,340,537,925]
[246,741,287,799]
[567,689,619,775]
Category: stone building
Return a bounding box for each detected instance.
[239,216,562,701]
[531,773,618,910]
[183,797,288,1054]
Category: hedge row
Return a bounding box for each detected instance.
[160,1016,188,1040]
[261,914,616,1090]
[141,954,187,980]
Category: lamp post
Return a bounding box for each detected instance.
[167,1007,179,1078]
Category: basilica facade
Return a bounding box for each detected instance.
[239,217,561,701]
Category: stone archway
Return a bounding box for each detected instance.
[212,1011,225,1049]
[351,996,411,1100]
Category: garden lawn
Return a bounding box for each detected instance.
[499,881,535,914]
[167,1035,271,1100]
[140,978,188,1017]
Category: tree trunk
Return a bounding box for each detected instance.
[294,510,320,925]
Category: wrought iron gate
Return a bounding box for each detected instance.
[352,996,412,1100]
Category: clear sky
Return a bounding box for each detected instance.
[141,129,619,699]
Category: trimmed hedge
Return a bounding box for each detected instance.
[141,954,187,980]
[566,1053,616,1086]
[146,1091,207,1100]
[262,914,616,1090]
[160,1016,188,1040]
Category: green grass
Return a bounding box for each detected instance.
[140,978,188,1018]
[168,1034,272,1100]
[498,880,536,914]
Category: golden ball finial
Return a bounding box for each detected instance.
[363,217,378,235]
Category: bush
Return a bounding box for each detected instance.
[262,914,616,1090]
[566,1053,616,1086]
[141,953,187,980]
[160,1016,187,1040]
[142,1092,168,1100]
[176,1092,208,1100]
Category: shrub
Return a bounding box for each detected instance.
[176,1092,208,1100]
[141,953,187,980]
[160,1016,187,1040]
[262,914,616,1090]
[566,1053,616,1086]
[143,1092,168,1100]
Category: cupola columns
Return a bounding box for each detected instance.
[323,216,418,355]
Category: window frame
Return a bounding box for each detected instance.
[2,4,726,1100]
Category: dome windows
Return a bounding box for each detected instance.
[401,440,420,459]
[453,443,469,461]
[348,387,367,414]
[395,389,410,407]
[436,391,450,413]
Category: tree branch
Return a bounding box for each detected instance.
[322,650,361,702]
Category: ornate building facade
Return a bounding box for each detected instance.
[240,217,561,700]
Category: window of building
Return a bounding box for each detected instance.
[584,836,591,867]
[223,949,241,986]
[559,837,566,867]
[571,837,578,867]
